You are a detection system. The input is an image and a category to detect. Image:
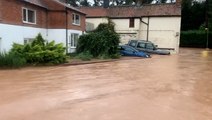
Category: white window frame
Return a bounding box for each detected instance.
[24,38,34,45]
[72,13,80,26]
[0,37,2,52]
[69,33,79,48]
[22,7,36,24]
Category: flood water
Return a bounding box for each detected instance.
[0,48,212,120]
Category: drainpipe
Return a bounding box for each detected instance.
[65,7,68,54]
[140,17,150,41]
[147,17,150,42]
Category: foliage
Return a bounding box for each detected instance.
[75,51,93,61]
[0,52,26,68]
[77,22,120,58]
[10,33,67,65]
[180,30,212,48]
[181,0,206,31]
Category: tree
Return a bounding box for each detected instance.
[181,0,206,31]
[208,0,212,30]
[80,0,91,6]
[67,0,79,7]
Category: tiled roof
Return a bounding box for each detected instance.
[79,4,181,18]
[22,0,85,14]
[21,0,48,8]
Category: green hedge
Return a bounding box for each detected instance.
[77,22,120,58]
[180,31,212,48]
[10,33,67,65]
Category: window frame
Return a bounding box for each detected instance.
[129,18,135,28]
[24,38,34,45]
[22,7,36,24]
[69,33,79,48]
[72,13,80,26]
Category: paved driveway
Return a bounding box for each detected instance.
[0,48,212,120]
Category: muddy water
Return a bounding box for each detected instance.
[0,48,212,120]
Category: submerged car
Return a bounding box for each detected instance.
[128,40,170,55]
[119,45,150,58]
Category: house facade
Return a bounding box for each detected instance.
[80,0,181,53]
[0,0,86,53]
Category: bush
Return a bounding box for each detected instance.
[10,33,67,65]
[77,22,120,58]
[180,30,212,48]
[0,52,26,68]
[75,51,93,61]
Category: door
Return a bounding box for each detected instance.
[68,33,79,53]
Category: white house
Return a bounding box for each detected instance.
[80,0,181,53]
[0,0,86,53]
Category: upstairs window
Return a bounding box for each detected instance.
[72,13,80,25]
[22,8,36,24]
[129,18,135,28]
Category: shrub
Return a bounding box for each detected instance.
[77,22,120,58]
[0,52,26,68]
[75,51,93,61]
[180,30,212,48]
[10,33,67,65]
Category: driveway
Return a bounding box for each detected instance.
[0,48,212,120]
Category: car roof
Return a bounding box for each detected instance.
[130,40,152,43]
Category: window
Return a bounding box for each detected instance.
[137,42,145,48]
[129,40,137,47]
[24,38,34,45]
[22,8,36,24]
[72,13,80,25]
[146,43,154,50]
[69,33,79,48]
[0,37,2,52]
[129,18,134,28]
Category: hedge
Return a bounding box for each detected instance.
[180,30,212,48]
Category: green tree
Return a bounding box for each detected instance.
[181,0,206,31]
[67,0,79,7]
[208,0,212,30]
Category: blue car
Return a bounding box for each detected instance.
[119,45,150,58]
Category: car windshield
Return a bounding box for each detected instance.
[123,46,138,52]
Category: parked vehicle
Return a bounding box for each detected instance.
[128,40,170,55]
[119,45,151,58]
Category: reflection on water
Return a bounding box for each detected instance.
[0,48,212,120]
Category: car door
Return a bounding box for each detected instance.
[145,43,155,53]
[137,42,146,52]
[123,46,135,56]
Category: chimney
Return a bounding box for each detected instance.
[176,0,182,7]
[103,0,109,8]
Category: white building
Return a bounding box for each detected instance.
[80,1,181,53]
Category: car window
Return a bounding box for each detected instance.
[146,43,154,50]
[137,42,145,48]
[124,47,134,52]
[129,40,137,47]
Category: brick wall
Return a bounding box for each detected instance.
[0,0,86,31]
[68,10,86,31]
[0,0,47,28]
[0,1,2,21]
[48,11,66,29]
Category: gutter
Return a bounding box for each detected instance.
[140,17,150,41]
[65,7,68,54]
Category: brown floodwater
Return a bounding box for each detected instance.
[0,48,212,120]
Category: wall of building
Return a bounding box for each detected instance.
[140,17,181,53]
[85,17,108,29]
[0,0,47,28]
[68,11,86,31]
[0,23,47,52]
[0,23,83,53]
[86,16,181,53]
